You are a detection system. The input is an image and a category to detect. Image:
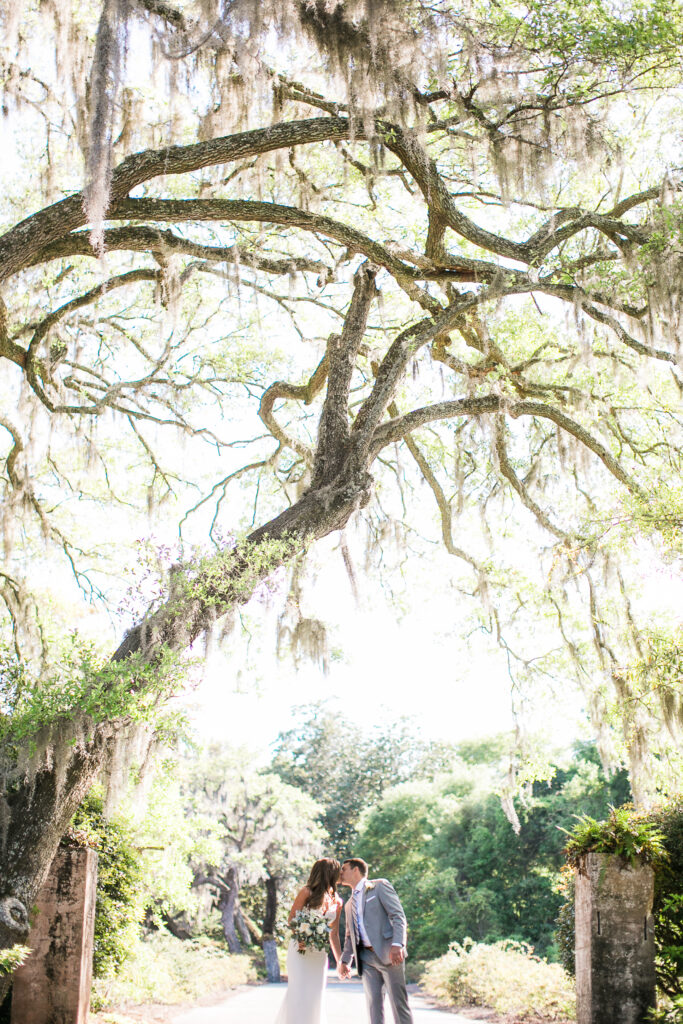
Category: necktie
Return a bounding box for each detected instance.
[351,888,360,941]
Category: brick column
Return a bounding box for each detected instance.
[575,852,656,1024]
[11,846,98,1024]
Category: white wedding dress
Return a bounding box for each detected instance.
[274,906,337,1024]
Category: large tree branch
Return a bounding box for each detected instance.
[26,226,331,278]
[371,395,642,495]
[352,280,533,451]
[107,198,499,282]
[509,400,643,494]
[0,117,361,282]
[383,126,533,263]
[311,263,377,487]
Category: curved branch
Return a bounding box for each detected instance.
[383,125,533,262]
[386,398,480,571]
[109,198,496,282]
[371,395,502,454]
[20,270,160,411]
[494,417,566,539]
[28,226,331,277]
[0,116,361,282]
[371,395,642,495]
[509,401,643,495]
[576,298,681,367]
[259,352,330,464]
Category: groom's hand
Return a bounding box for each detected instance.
[390,946,405,965]
[338,962,351,979]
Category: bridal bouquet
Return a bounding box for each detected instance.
[290,907,331,955]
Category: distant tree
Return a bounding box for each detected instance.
[357,741,630,959]
[270,702,455,852]
[187,746,323,978]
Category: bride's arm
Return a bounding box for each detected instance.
[329,898,343,965]
[288,886,311,924]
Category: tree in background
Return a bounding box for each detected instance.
[2,0,683,978]
[271,702,455,851]
[186,745,323,976]
[357,741,630,960]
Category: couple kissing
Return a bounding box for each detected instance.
[274,856,413,1024]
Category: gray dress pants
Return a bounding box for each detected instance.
[359,948,414,1024]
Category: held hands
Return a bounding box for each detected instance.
[390,946,405,966]
[337,961,352,980]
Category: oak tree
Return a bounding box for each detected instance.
[1,0,683,983]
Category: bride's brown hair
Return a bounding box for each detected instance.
[305,857,341,909]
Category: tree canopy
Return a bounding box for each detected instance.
[2,0,683,978]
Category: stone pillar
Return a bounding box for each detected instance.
[575,852,656,1024]
[11,846,98,1024]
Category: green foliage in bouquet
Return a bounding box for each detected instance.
[0,945,30,977]
[289,908,331,955]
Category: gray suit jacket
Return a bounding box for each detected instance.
[341,878,408,974]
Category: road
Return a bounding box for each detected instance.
[172,974,488,1024]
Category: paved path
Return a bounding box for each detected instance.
[173,974,487,1024]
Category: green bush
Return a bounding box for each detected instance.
[67,793,146,978]
[649,801,683,999]
[554,868,575,977]
[649,994,683,1024]
[91,930,258,1010]
[422,939,575,1022]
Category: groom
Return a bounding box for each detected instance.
[337,857,414,1024]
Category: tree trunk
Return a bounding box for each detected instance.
[219,868,242,954]
[263,875,281,983]
[235,905,251,947]
[239,908,263,945]
[263,875,278,936]
[263,937,281,984]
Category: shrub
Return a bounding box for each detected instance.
[648,994,683,1024]
[91,930,257,1010]
[422,939,576,1022]
[66,793,145,978]
[649,800,683,998]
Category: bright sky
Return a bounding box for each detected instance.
[178,521,683,759]
[179,530,590,758]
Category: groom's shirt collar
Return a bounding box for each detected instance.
[353,877,367,894]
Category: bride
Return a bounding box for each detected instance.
[274,857,343,1024]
